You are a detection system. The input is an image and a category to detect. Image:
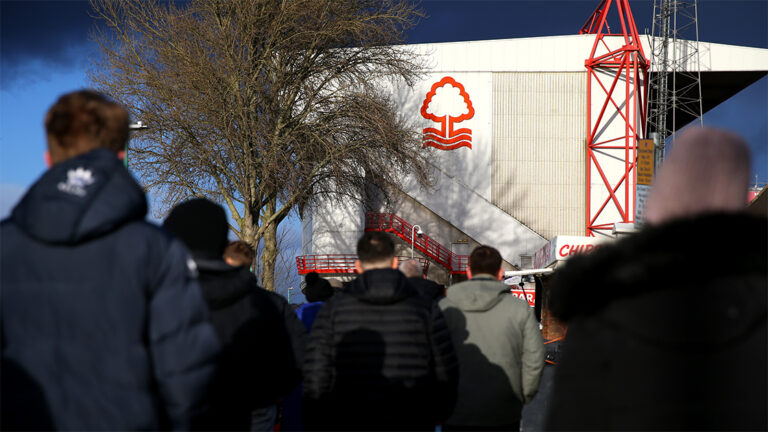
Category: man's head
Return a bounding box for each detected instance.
[44,90,130,165]
[646,127,751,225]
[355,231,398,273]
[303,272,334,302]
[163,198,229,259]
[399,259,423,278]
[223,240,255,267]
[467,245,503,280]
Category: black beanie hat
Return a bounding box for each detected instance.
[304,272,334,303]
[163,198,229,259]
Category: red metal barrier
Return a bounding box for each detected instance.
[296,253,430,275]
[296,254,358,275]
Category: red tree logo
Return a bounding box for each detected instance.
[420,76,475,150]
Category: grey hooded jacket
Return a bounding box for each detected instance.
[439,274,545,427]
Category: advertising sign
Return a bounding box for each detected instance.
[533,235,608,268]
[510,287,535,307]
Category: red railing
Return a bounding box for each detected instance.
[365,213,468,274]
[296,254,430,275]
[296,254,357,275]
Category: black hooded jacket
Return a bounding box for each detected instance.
[544,212,767,431]
[193,258,306,429]
[0,149,219,430]
[302,268,458,430]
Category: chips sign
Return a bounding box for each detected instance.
[636,139,655,186]
[533,235,608,269]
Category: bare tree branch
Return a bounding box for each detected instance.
[89,0,433,290]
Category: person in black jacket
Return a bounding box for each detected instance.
[163,198,307,431]
[302,231,459,431]
[544,127,767,431]
[0,90,219,430]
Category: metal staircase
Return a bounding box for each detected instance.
[365,213,469,275]
[295,212,469,275]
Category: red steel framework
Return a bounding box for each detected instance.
[581,0,649,236]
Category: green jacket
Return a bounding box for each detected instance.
[439,275,545,426]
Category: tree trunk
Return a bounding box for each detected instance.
[260,199,278,291]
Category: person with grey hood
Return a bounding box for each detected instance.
[440,245,545,431]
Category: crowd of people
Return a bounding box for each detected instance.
[1,89,765,432]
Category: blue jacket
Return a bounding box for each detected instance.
[0,149,220,430]
[296,301,324,331]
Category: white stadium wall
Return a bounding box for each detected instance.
[302,35,768,272]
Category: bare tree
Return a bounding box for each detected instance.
[89,0,433,290]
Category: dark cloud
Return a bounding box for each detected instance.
[1,0,95,88]
[1,0,94,65]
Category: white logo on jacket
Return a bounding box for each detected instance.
[57,167,95,197]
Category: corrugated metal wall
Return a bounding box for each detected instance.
[492,72,586,239]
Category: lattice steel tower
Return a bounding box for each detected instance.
[646,0,704,168]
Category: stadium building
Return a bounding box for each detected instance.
[296,2,768,288]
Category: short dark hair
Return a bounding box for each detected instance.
[357,231,395,263]
[469,245,502,276]
[224,240,255,267]
[45,90,130,153]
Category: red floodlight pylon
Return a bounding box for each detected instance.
[581,0,649,237]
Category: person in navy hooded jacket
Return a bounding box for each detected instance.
[0,90,220,430]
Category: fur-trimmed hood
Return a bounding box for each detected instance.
[549,212,767,329]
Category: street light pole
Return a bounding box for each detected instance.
[411,224,423,259]
[126,121,148,168]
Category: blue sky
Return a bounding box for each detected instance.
[1,0,766,259]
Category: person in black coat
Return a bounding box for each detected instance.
[0,90,219,430]
[163,198,307,431]
[544,127,767,431]
[302,232,459,431]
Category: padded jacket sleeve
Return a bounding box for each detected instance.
[148,238,220,430]
[429,301,459,423]
[278,294,308,371]
[520,306,545,404]
[264,291,307,398]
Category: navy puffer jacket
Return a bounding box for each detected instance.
[303,268,458,430]
[1,149,219,430]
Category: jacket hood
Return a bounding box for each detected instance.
[9,149,147,245]
[346,268,417,305]
[446,275,508,312]
[548,212,767,344]
[196,259,256,309]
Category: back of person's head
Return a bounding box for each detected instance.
[163,198,229,259]
[356,231,396,271]
[468,245,502,277]
[399,259,423,278]
[223,240,255,267]
[303,271,334,302]
[646,127,751,225]
[45,90,130,164]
